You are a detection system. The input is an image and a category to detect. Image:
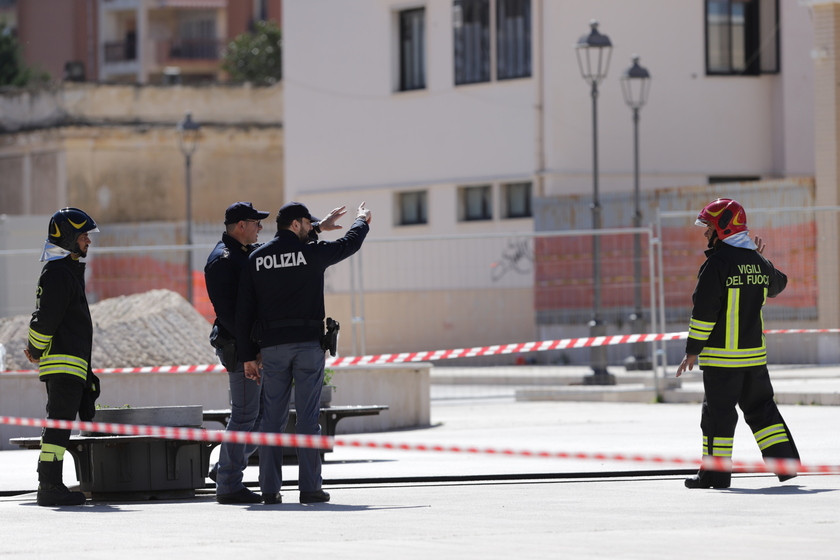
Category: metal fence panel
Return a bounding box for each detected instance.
[0,226,656,371]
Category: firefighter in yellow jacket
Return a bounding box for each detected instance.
[24,208,100,506]
[676,198,799,489]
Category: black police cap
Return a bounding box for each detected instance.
[277,202,319,223]
[225,202,270,225]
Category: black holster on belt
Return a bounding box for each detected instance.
[250,319,264,345]
[209,321,237,372]
[321,317,340,357]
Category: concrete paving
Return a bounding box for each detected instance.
[1,366,840,559]
[435,364,840,405]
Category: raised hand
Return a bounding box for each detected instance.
[357,201,372,224]
[754,235,766,255]
[319,206,347,232]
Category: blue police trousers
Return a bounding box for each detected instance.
[258,340,325,494]
[215,362,262,495]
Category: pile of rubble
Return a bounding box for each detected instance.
[0,289,218,372]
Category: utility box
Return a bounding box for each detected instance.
[75,405,212,500]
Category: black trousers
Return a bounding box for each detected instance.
[41,376,84,452]
[700,365,799,462]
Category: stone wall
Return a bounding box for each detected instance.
[0,83,283,133]
[0,83,284,223]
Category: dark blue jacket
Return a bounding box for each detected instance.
[235,218,369,362]
[204,232,258,338]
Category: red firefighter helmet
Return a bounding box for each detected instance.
[695,198,748,240]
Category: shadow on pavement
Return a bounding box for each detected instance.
[724,484,838,495]
[253,503,431,512]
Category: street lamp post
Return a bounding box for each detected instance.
[575,20,614,384]
[620,55,652,371]
[177,111,200,305]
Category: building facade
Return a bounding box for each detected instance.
[280,1,831,364]
[16,0,99,82]
[15,0,282,84]
[283,0,815,234]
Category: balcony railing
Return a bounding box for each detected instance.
[104,38,222,66]
[104,41,137,63]
[164,38,223,61]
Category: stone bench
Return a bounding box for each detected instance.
[203,404,389,434]
[203,404,389,457]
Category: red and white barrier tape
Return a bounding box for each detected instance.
[0,416,333,450]
[1,415,835,476]
[3,328,838,375]
[325,331,689,367]
[82,331,687,374]
[92,364,228,374]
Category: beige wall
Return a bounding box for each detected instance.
[75,83,281,126]
[326,288,535,358]
[0,131,66,214]
[1,83,283,133]
[0,83,283,223]
[63,125,283,223]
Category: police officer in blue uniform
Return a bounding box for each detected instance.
[205,202,270,504]
[235,201,371,504]
[206,201,347,504]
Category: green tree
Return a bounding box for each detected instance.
[0,19,49,87]
[221,20,282,85]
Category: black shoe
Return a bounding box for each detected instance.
[37,483,86,507]
[208,463,218,482]
[263,493,282,504]
[216,487,262,504]
[778,473,797,483]
[300,490,330,504]
[685,470,730,489]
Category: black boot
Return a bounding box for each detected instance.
[37,460,86,506]
[685,469,731,489]
[766,452,799,483]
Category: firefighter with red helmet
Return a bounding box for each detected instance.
[23,208,101,506]
[676,199,800,488]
